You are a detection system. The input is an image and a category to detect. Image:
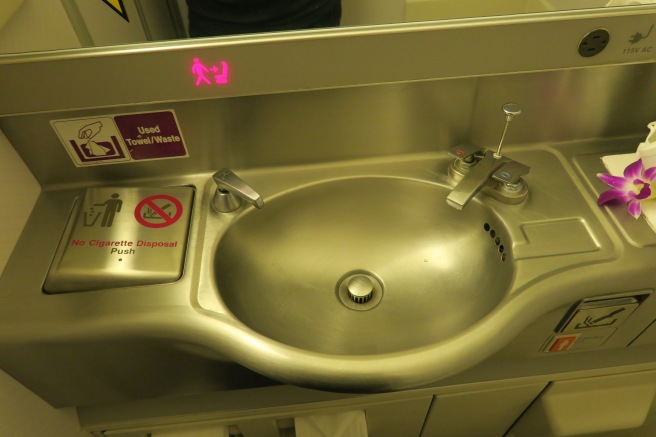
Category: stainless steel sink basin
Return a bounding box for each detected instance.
[0,149,623,403]
[214,177,513,355]
[191,152,617,392]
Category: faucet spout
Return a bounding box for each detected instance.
[447,103,530,209]
[446,151,507,210]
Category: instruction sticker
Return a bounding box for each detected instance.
[134,194,184,228]
[51,110,188,167]
[43,186,194,293]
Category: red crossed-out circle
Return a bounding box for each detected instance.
[134,195,183,228]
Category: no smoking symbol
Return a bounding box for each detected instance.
[134,195,183,228]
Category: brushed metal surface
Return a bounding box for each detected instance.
[214,177,513,355]
[2,10,656,407]
[4,62,656,189]
[0,144,651,406]
[2,8,656,116]
[191,148,625,393]
[212,168,264,212]
[44,186,194,293]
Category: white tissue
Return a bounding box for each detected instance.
[295,410,368,437]
[601,153,656,232]
[601,152,639,176]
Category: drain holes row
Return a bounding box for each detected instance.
[483,223,507,262]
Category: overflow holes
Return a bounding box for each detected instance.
[483,223,507,262]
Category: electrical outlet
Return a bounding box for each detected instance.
[578,29,610,57]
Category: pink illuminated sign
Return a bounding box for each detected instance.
[192,58,229,86]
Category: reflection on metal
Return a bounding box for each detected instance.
[3,8,656,116]
[214,177,513,355]
[3,9,656,404]
[44,186,194,293]
[212,168,263,213]
[447,103,530,209]
[194,150,623,392]
[447,149,530,209]
[0,147,635,404]
[336,271,384,311]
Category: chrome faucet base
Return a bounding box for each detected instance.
[213,189,244,213]
[447,149,529,209]
[487,179,529,205]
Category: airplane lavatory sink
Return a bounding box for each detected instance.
[0,146,634,407]
[195,152,617,392]
[214,177,513,356]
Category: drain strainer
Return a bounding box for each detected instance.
[337,271,384,311]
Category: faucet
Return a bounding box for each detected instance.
[212,168,264,212]
[446,103,530,210]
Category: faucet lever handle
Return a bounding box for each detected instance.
[449,143,482,162]
[212,168,264,212]
[492,160,530,184]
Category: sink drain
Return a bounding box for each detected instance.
[337,271,384,311]
[347,275,374,303]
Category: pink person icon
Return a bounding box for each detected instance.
[192,58,211,86]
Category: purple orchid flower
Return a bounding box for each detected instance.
[597,158,656,218]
